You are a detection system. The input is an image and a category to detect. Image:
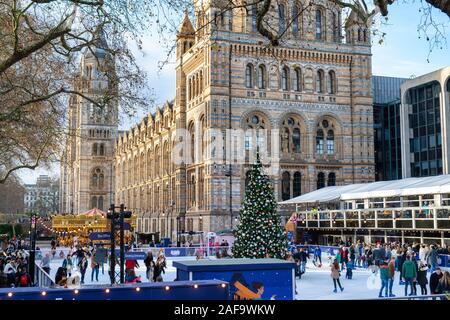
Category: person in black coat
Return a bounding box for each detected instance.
[430,268,443,298]
[416,262,428,295]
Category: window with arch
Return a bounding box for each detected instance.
[245,170,251,189]
[317,172,325,189]
[281,116,302,153]
[154,146,160,177]
[188,123,195,164]
[293,68,302,91]
[281,66,290,91]
[91,168,104,189]
[328,172,336,186]
[328,70,336,94]
[92,143,98,155]
[316,119,335,155]
[99,143,105,156]
[91,196,97,209]
[332,12,338,42]
[292,4,299,37]
[327,129,334,154]
[257,65,266,89]
[316,129,324,154]
[315,9,322,40]
[245,64,254,88]
[278,4,286,35]
[281,171,291,200]
[251,5,257,32]
[293,172,301,197]
[244,114,268,152]
[98,196,104,211]
[316,69,324,93]
[163,142,170,175]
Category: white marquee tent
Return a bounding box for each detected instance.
[279,175,450,205]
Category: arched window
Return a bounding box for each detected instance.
[257,65,266,89]
[316,69,324,93]
[363,29,367,42]
[228,9,233,31]
[278,4,286,35]
[99,173,104,189]
[293,172,301,197]
[189,123,195,164]
[293,128,301,153]
[358,28,362,42]
[281,66,289,91]
[244,113,269,154]
[251,5,257,32]
[332,12,338,42]
[316,129,324,154]
[99,143,105,156]
[328,70,336,94]
[154,146,160,177]
[98,196,104,211]
[92,143,98,156]
[327,129,334,154]
[317,172,325,189]
[91,196,97,209]
[292,5,299,37]
[245,64,253,88]
[328,172,336,186]
[245,171,251,189]
[281,116,302,154]
[281,171,291,200]
[315,9,322,40]
[293,68,301,91]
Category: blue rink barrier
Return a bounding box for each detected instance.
[174,258,295,300]
[0,280,229,300]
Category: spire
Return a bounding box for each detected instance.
[345,1,368,28]
[84,28,110,59]
[178,10,195,38]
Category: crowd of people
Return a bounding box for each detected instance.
[289,240,450,299]
[0,238,32,287]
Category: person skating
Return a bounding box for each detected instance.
[430,267,443,299]
[90,252,99,282]
[427,245,438,273]
[417,261,428,296]
[313,246,322,266]
[144,251,155,282]
[78,255,88,284]
[62,254,73,277]
[402,255,417,296]
[379,260,390,298]
[387,257,396,297]
[330,259,344,293]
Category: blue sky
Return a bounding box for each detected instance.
[19,2,449,184]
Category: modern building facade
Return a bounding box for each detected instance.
[114,2,375,238]
[400,67,450,178]
[59,35,118,214]
[372,75,407,181]
[281,175,450,245]
[25,175,59,215]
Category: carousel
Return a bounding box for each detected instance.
[51,208,136,247]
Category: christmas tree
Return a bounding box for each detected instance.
[232,154,288,259]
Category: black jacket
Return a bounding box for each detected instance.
[430,272,443,293]
[417,270,428,286]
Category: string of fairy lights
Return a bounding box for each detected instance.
[4,282,228,299]
[32,215,105,237]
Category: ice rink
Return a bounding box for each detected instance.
[41,254,441,300]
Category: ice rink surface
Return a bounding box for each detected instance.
[42,254,442,300]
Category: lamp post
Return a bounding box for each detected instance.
[176,216,180,247]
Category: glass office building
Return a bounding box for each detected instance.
[372,76,407,181]
[401,67,450,178]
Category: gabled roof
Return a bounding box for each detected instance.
[178,11,195,37]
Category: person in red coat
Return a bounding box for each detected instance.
[125,259,139,272]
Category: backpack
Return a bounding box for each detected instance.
[19,274,28,286]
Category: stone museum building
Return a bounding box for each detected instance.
[62,0,376,238]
